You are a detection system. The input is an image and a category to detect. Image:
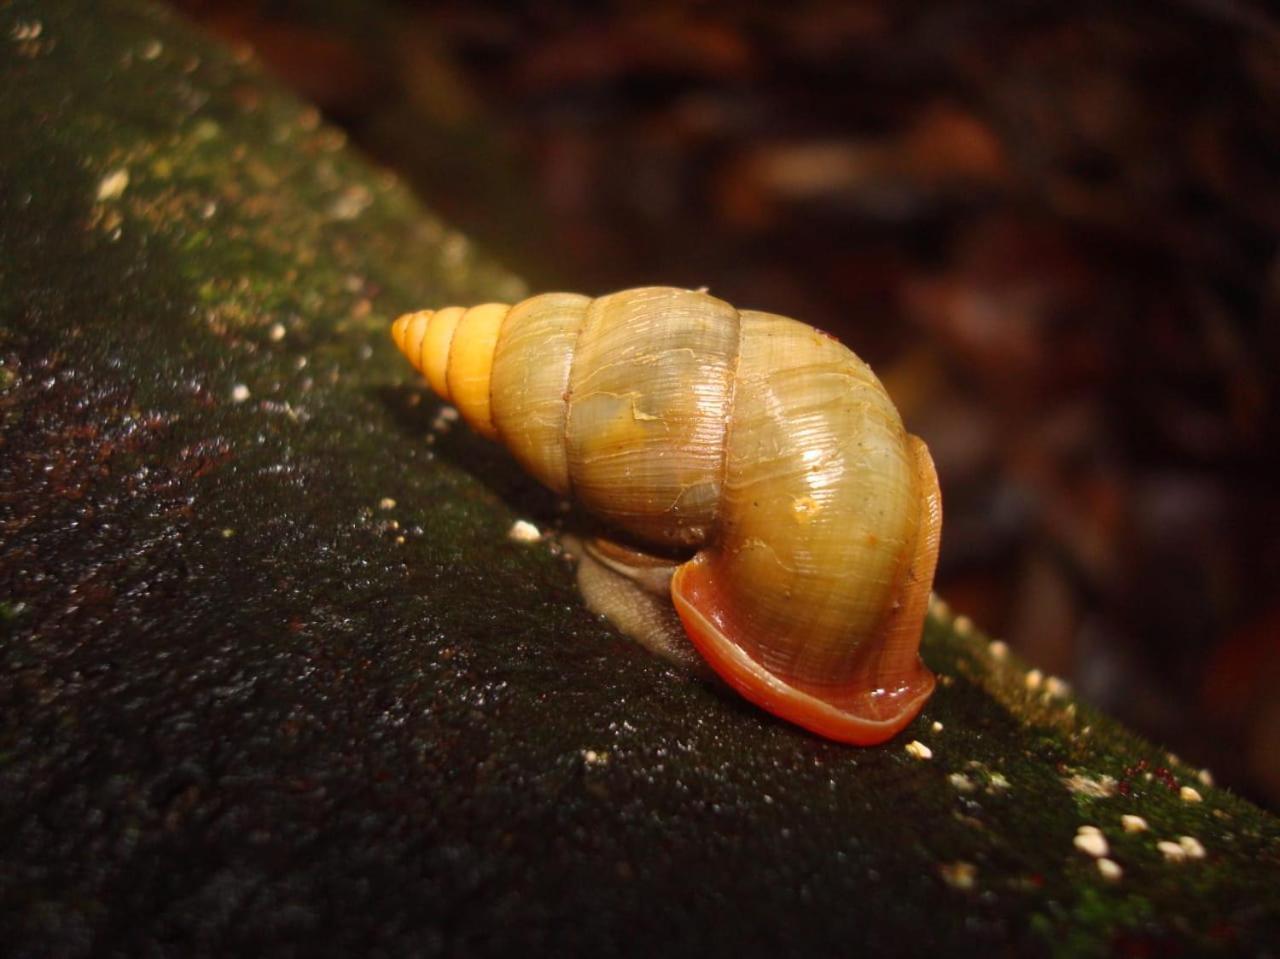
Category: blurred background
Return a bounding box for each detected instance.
[169,0,1280,808]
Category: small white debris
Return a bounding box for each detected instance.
[939,861,976,890]
[269,322,286,342]
[1045,676,1071,698]
[378,497,397,510]
[11,19,43,41]
[1063,772,1117,798]
[1157,840,1187,863]
[1197,768,1214,787]
[140,38,163,60]
[230,383,250,403]
[1096,858,1123,881]
[1074,826,1109,859]
[431,406,459,432]
[507,519,542,543]
[1121,814,1148,833]
[1025,669,1044,691]
[1178,836,1206,859]
[905,740,932,760]
[953,614,973,636]
[931,721,944,733]
[328,184,374,221]
[1180,786,1203,803]
[988,639,1009,660]
[987,772,1011,791]
[581,749,609,767]
[929,594,950,618]
[948,772,976,793]
[96,168,130,201]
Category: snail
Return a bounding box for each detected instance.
[391,287,941,745]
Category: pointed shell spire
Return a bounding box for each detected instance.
[392,304,509,440]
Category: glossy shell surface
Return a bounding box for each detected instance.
[392,287,941,744]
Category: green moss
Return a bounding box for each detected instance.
[0,1,1276,955]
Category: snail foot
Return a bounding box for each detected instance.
[570,536,713,679]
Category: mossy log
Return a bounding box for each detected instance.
[1,2,1276,956]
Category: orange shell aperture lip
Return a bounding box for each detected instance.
[671,555,935,745]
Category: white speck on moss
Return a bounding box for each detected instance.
[1197,768,1214,787]
[378,497,396,510]
[1179,836,1206,859]
[939,861,976,890]
[328,184,374,221]
[269,322,286,342]
[1025,669,1043,690]
[140,38,163,60]
[905,740,932,760]
[11,19,42,41]
[1180,786,1203,803]
[441,233,471,269]
[1097,858,1122,881]
[1157,840,1187,863]
[581,749,609,767]
[929,594,950,618]
[1122,814,1148,833]
[432,406,459,432]
[1063,772,1117,798]
[1045,676,1071,698]
[1070,824,1111,860]
[230,383,250,403]
[988,771,1010,791]
[96,168,130,201]
[1074,827,1109,859]
[953,614,973,636]
[948,772,975,793]
[988,639,1009,660]
[508,519,542,543]
[931,721,944,732]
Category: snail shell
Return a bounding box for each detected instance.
[391,287,941,744]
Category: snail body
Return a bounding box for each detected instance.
[391,287,940,744]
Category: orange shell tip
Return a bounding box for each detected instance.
[390,312,411,348]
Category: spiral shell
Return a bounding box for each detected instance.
[391,287,941,744]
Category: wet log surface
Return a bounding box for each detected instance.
[1,3,1277,955]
